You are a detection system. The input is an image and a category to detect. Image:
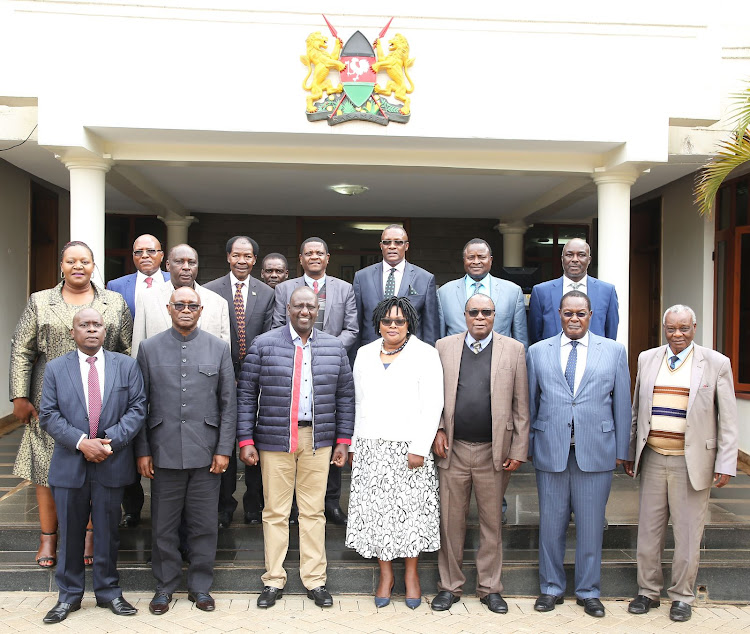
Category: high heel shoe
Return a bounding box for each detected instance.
[405,597,422,609]
[36,531,57,568]
[84,528,94,566]
[374,580,395,608]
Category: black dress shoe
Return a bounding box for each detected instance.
[218,512,232,529]
[670,601,692,622]
[118,513,140,528]
[324,505,347,525]
[97,596,137,616]
[244,511,262,524]
[577,597,605,617]
[431,591,460,611]
[189,592,215,612]
[43,601,81,624]
[257,586,283,608]
[628,595,660,614]
[307,585,334,607]
[481,593,508,614]
[148,593,172,615]
[534,594,564,612]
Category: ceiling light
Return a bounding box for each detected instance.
[329,184,369,196]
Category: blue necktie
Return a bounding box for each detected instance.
[565,341,578,394]
[472,282,481,296]
[669,355,679,370]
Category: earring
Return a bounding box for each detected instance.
[60,271,64,279]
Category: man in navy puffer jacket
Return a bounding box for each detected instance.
[237,286,354,609]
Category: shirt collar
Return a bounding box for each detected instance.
[169,327,200,342]
[383,259,406,274]
[289,322,314,344]
[304,273,326,288]
[560,332,589,347]
[563,274,588,289]
[137,270,163,283]
[465,331,493,347]
[667,342,694,361]
[229,271,249,289]
[77,347,104,363]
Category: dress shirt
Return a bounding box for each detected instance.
[229,271,249,306]
[559,332,589,396]
[76,347,105,449]
[135,269,165,305]
[382,259,406,294]
[464,273,490,299]
[666,342,694,370]
[465,331,493,353]
[304,273,327,290]
[562,274,588,295]
[289,323,314,421]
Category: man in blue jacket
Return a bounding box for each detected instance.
[237,286,354,610]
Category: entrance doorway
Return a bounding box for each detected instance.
[29,182,58,293]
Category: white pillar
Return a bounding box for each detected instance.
[496,222,528,267]
[63,156,112,285]
[592,168,638,350]
[158,215,197,253]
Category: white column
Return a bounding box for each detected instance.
[158,215,197,252]
[63,156,112,285]
[592,168,638,350]
[496,222,528,267]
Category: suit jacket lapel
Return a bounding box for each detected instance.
[454,280,467,314]
[159,284,173,330]
[125,274,137,309]
[245,278,259,326]
[371,264,384,302]
[322,277,333,328]
[642,346,665,415]
[101,350,117,411]
[446,335,462,428]
[490,275,500,305]
[65,352,87,413]
[576,334,601,395]
[548,334,570,393]
[220,275,240,336]
[687,345,705,413]
[489,332,504,402]
[398,263,415,296]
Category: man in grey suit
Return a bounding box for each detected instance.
[204,236,274,528]
[438,238,528,348]
[625,305,738,623]
[135,286,236,616]
[527,290,631,618]
[353,225,439,348]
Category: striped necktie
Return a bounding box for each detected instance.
[234,282,246,360]
[86,357,101,439]
[565,341,578,394]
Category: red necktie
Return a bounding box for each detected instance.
[234,282,246,360]
[312,280,319,294]
[145,276,153,289]
[86,357,101,439]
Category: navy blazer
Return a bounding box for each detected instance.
[107,270,171,318]
[527,276,619,345]
[39,349,147,488]
[352,261,439,348]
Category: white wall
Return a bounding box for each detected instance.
[0,159,30,417]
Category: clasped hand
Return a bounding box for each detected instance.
[80,438,112,463]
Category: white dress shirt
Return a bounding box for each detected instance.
[303,273,327,291]
[229,271,249,307]
[559,332,589,395]
[562,274,588,295]
[382,259,406,294]
[135,269,165,305]
[76,347,105,449]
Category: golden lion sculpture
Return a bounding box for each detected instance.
[301,32,346,113]
[372,34,415,115]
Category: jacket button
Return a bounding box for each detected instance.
[182,345,186,349]
[182,403,186,407]
[182,373,186,378]
[181,420,186,424]
[182,358,187,363]
[182,388,186,392]
[572,403,576,407]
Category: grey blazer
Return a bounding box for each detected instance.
[272,276,358,353]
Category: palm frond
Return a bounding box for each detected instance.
[726,82,750,136]
[694,131,750,216]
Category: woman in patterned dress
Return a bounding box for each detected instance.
[346,297,444,609]
[9,241,132,567]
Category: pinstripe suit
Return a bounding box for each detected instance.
[527,333,631,598]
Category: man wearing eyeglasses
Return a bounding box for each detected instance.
[107,234,170,319]
[135,286,236,616]
[624,305,737,623]
[431,294,529,614]
[526,290,630,618]
[353,224,439,348]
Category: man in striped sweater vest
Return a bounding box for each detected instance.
[625,305,738,623]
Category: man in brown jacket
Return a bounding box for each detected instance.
[431,293,530,614]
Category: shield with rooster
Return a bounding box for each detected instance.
[339,31,377,107]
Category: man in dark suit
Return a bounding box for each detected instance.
[528,239,619,345]
[135,286,236,616]
[204,235,274,528]
[272,237,358,525]
[38,308,146,624]
[353,224,439,348]
[260,253,289,289]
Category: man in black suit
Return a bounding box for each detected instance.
[39,308,146,624]
[204,235,274,527]
[260,253,289,289]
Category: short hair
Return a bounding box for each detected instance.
[300,237,329,255]
[464,293,495,311]
[463,238,492,257]
[289,285,318,305]
[61,241,94,262]
[381,224,408,239]
[371,296,419,335]
[559,290,591,312]
[226,236,259,257]
[262,253,288,269]
[168,244,198,262]
[170,286,200,304]
[663,304,696,326]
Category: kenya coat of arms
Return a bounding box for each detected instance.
[301,16,414,126]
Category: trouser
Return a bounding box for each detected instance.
[121,475,144,516]
[218,444,264,516]
[258,427,332,590]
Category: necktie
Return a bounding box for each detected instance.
[145,276,153,289]
[384,268,396,298]
[86,357,101,439]
[472,341,482,354]
[565,341,578,394]
[570,282,582,291]
[669,355,679,370]
[312,280,319,294]
[472,282,481,296]
[234,282,246,360]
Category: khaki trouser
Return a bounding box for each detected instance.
[259,426,332,590]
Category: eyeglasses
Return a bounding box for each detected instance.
[381,240,406,247]
[133,249,162,257]
[169,302,201,312]
[466,308,494,317]
[380,318,407,327]
[561,311,590,319]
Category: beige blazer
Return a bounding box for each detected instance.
[131,281,230,358]
[629,343,738,491]
[435,331,530,471]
